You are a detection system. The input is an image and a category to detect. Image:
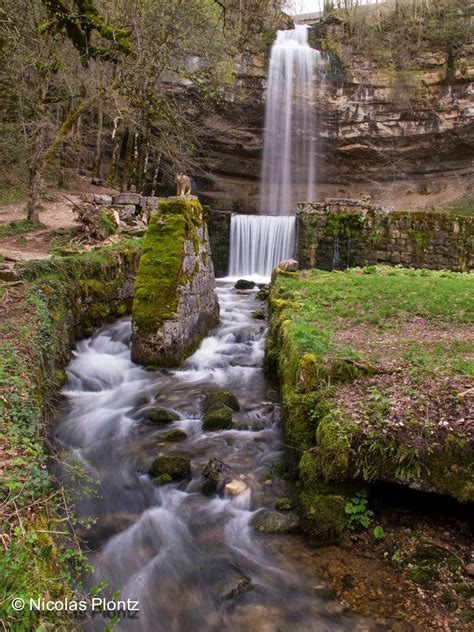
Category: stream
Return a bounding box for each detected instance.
[53,281,375,631]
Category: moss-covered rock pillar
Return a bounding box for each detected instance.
[131,197,219,366]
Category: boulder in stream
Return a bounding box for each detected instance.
[131,198,219,367]
[145,407,180,425]
[203,390,240,413]
[202,405,233,431]
[234,279,256,290]
[164,429,188,442]
[149,455,191,481]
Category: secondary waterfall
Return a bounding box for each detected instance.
[260,25,325,215]
[228,214,296,278]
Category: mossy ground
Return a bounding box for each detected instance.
[266,266,473,544]
[0,238,141,629]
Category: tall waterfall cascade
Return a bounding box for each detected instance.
[228,214,296,278]
[260,25,325,216]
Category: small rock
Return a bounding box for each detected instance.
[234,279,256,290]
[164,429,187,442]
[278,259,298,272]
[225,480,248,496]
[202,458,228,496]
[256,285,269,301]
[149,455,191,481]
[93,194,113,206]
[144,407,180,425]
[466,562,474,577]
[251,510,301,534]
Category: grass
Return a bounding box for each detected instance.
[0,219,43,239]
[277,266,473,375]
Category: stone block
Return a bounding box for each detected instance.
[112,192,141,206]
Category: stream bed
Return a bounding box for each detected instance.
[53,281,376,631]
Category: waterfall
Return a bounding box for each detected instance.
[228,214,296,278]
[260,25,325,216]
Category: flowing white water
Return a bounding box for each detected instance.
[53,283,372,631]
[260,25,325,215]
[228,214,296,278]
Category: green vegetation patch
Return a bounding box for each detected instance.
[266,266,474,511]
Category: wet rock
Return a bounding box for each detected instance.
[278,259,298,272]
[275,497,296,512]
[149,455,191,481]
[256,285,269,301]
[164,429,187,442]
[202,458,227,496]
[144,407,180,425]
[225,479,248,496]
[203,390,240,413]
[251,510,301,534]
[224,577,254,601]
[234,279,256,290]
[202,405,233,431]
[251,309,266,320]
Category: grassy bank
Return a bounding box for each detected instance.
[266,266,473,543]
[0,239,141,630]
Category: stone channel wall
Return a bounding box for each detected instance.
[207,210,232,278]
[298,200,474,272]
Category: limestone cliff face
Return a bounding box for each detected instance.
[131,198,219,367]
[197,46,474,212]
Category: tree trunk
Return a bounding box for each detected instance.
[27,170,43,223]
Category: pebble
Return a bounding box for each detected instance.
[466,562,474,577]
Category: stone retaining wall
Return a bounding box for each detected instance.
[298,200,474,272]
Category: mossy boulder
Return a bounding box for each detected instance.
[149,455,191,481]
[235,279,256,290]
[131,198,219,367]
[164,429,187,442]
[144,407,180,425]
[203,390,240,414]
[299,491,346,545]
[251,309,266,320]
[202,406,233,431]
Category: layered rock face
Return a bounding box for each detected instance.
[197,43,474,212]
[131,198,219,367]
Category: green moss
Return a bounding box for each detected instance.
[149,455,191,481]
[299,491,346,544]
[155,473,173,485]
[144,407,180,424]
[315,412,352,482]
[324,213,364,238]
[202,405,233,431]
[251,309,266,320]
[164,428,187,442]
[203,390,240,413]
[275,497,295,511]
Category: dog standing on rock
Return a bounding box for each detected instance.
[176,173,192,196]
